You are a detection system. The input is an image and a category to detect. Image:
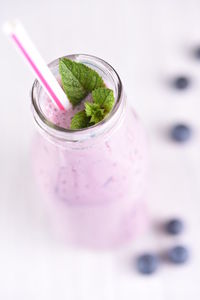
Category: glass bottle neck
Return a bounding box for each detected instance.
[31,54,124,148]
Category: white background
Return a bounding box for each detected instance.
[1,0,200,299]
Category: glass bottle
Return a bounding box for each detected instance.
[31,54,147,249]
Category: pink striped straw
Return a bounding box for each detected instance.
[3,20,70,111]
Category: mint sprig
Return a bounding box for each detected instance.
[59,58,105,106]
[70,88,115,129]
[59,58,115,129]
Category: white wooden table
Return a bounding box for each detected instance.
[1,0,200,299]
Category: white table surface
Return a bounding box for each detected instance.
[1,0,200,299]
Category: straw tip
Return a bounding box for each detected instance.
[2,19,20,35]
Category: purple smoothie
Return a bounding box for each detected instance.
[32,54,148,249]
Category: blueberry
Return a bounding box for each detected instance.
[136,254,159,275]
[193,47,200,59]
[170,124,192,142]
[173,76,190,90]
[167,246,189,264]
[165,219,184,235]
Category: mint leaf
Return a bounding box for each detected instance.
[85,102,105,124]
[70,110,90,129]
[92,88,115,113]
[82,88,115,126]
[59,58,105,106]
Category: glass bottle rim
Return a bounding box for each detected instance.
[31,54,123,143]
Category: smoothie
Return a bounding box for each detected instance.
[32,54,147,249]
